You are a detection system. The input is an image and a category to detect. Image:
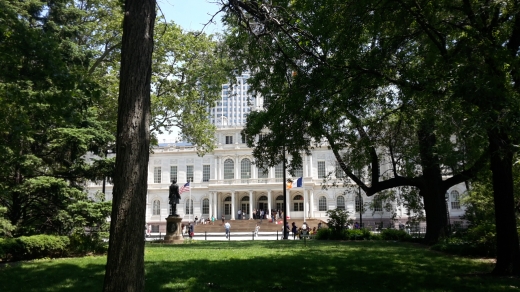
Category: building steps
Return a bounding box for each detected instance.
[187,218,326,233]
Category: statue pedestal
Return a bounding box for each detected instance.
[164,215,184,244]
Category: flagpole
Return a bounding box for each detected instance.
[283,145,288,240]
[189,179,192,223]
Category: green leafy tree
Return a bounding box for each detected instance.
[221,0,486,246]
[0,0,115,235]
[222,0,520,275]
[326,208,349,236]
[0,206,14,237]
[151,22,231,153]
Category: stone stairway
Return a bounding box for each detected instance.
[190,218,326,233]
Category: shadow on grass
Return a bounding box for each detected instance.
[1,241,517,292]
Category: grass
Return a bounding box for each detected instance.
[0,240,518,292]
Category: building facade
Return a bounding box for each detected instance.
[86,126,467,233]
[86,74,467,233]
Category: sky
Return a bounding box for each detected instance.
[155,0,224,143]
[158,0,224,33]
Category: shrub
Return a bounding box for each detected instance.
[431,223,498,257]
[326,209,349,236]
[316,228,374,240]
[0,235,70,261]
[69,233,108,255]
[315,228,332,240]
[431,237,496,257]
[381,229,412,241]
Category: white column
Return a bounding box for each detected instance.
[308,155,313,178]
[309,189,314,218]
[212,156,218,180]
[214,192,218,218]
[217,156,222,181]
[286,190,291,219]
[235,155,240,181]
[208,191,212,218]
[303,154,308,177]
[249,190,254,219]
[267,190,272,219]
[303,188,307,221]
[231,191,236,220]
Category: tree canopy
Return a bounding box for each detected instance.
[221,0,520,274]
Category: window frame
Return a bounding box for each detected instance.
[202,165,210,182]
[224,159,234,179]
[170,165,177,183]
[337,196,345,210]
[318,196,327,211]
[153,199,160,215]
[318,161,326,178]
[154,167,161,183]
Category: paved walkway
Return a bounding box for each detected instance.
[146,232,308,241]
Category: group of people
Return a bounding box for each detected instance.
[235,209,290,222]
[283,221,320,240]
[181,222,195,239]
[237,208,270,220]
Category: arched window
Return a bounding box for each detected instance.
[337,196,345,210]
[224,159,234,179]
[185,199,193,215]
[451,190,460,209]
[293,167,303,178]
[275,163,283,178]
[202,198,209,215]
[153,200,160,215]
[241,158,251,179]
[355,196,363,212]
[318,196,327,211]
[258,196,268,201]
[293,194,304,211]
[373,196,383,212]
[258,167,268,178]
[275,195,284,210]
[224,196,232,201]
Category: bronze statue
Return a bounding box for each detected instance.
[169,180,181,216]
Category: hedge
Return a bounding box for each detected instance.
[0,235,70,261]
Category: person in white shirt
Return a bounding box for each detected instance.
[254,224,260,237]
[225,221,231,238]
[301,222,309,237]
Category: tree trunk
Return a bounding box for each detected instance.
[103,0,156,291]
[421,187,448,245]
[417,119,448,245]
[488,129,520,275]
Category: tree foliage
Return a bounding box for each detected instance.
[0,0,115,236]
[221,0,520,274]
[151,22,231,153]
[221,0,486,245]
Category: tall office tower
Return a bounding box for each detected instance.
[209,72,263,127]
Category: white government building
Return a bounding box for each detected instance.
[87,73,467,233]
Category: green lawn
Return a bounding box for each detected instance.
[0,240,517,291]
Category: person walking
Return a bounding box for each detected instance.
[221,215,225,225]
[188,222,194,240]
[225,221,231,238]
[254,223,260,238]
[284,222,290,238]
[291,222,298,240]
